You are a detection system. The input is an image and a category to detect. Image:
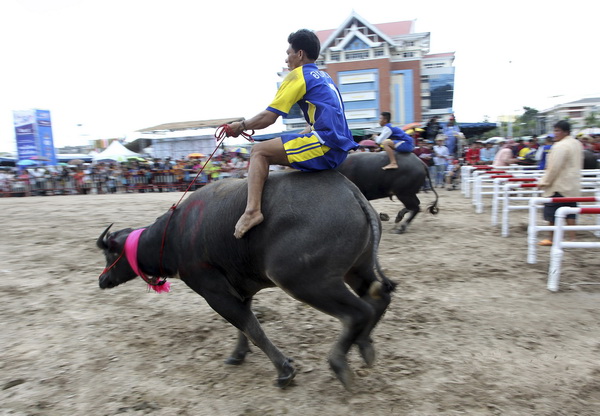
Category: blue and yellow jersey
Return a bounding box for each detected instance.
[386,123,414,152]
[267,63,357,152]
[386,123,412,141]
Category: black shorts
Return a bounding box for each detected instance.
[543,193,577,222]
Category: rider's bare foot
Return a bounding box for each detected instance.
[382,163,398,170]
[234,211,264,239]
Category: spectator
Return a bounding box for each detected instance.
[433,135,449,187]
[537,120,583,246]
[536,135,554,170]
[465,141,482,165]
[479,141,497,165]
[442,115,461,158]
[492,140,518,166]
[413,138,434,190]
[445,159,461,190]
[516,140,537,165]
[425,116,441,142]
[529,135,539,150]
[577,134,594,151]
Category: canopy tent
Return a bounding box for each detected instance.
[56,153,93,163]
[455,122,498,139]
[93,140,143,162]
[0,157,17,166]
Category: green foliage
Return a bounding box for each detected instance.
[584,111,600,128]
[513,106,539,136]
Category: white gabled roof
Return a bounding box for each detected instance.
[320,11,398,52]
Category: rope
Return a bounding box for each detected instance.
[215,123,255,143]
[157,123,254,275]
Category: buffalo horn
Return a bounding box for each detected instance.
[96,223,113,249]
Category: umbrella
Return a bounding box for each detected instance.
[188,153,205,158]
[17,159,37,166]
[68,159,85,165]
[402,122,422,131]
[405,128,425,135]
[485,137,506,144]
[577,127,600,135]
[233,147,249,154]
[358,139,378,147]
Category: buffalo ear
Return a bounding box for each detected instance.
[96,224,113,249]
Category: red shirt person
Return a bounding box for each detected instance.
[465,142,482,165]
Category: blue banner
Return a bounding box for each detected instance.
[36,109,57,165]
[14,110,38,160]
[13,109,57,165]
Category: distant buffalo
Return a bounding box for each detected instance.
[337,152,439,233]
[583,150,599,170]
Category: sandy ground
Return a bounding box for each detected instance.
[1,182,599,416]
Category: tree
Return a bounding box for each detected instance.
[513,106,539,137]
[584,111,600,128]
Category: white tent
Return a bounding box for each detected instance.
[93,140,143,162]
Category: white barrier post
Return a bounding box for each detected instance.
[465,166,495,198]
[528,197,600,264]
[527,198,543,264]
[547,206,600,292]
[500,181,539,236]
[461,165,473,196]
[476,173,507,215]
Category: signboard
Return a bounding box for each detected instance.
[345,109,377,120]
[342,91,376,102]
[36,109,57,165]
[13,109,56,165]
[339,73,376,84]
[13,110,38,160]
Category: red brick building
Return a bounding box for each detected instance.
[281,12,456,134]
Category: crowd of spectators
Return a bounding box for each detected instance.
[3,132,598,198]
[0,152,250,197]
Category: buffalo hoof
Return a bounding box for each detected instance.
[392,226,407,234]
[357,341,375,367]
[224,349,251,365]
[329,357,353,390]
[276,359,296,388]
[379,213,390,221]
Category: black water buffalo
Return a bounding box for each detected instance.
[96,170,395,389]
[583,150,599,170]
[337,151,439,233]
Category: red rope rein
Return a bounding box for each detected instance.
[101,123,254,288]
[156,124,254,275]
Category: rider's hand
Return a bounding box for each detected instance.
[228,122,244,137]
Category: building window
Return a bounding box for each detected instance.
[287,104,303,120]
[403,52,415,58]
[330,52,341,62]
[374,48,385,57]
[346,50,369,60]
[405,41,415,47]
[424,63,445,69]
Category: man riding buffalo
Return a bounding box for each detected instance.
[224,29,358,239]
[372,111,415,170]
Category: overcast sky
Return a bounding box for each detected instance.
[1,0,598,153]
